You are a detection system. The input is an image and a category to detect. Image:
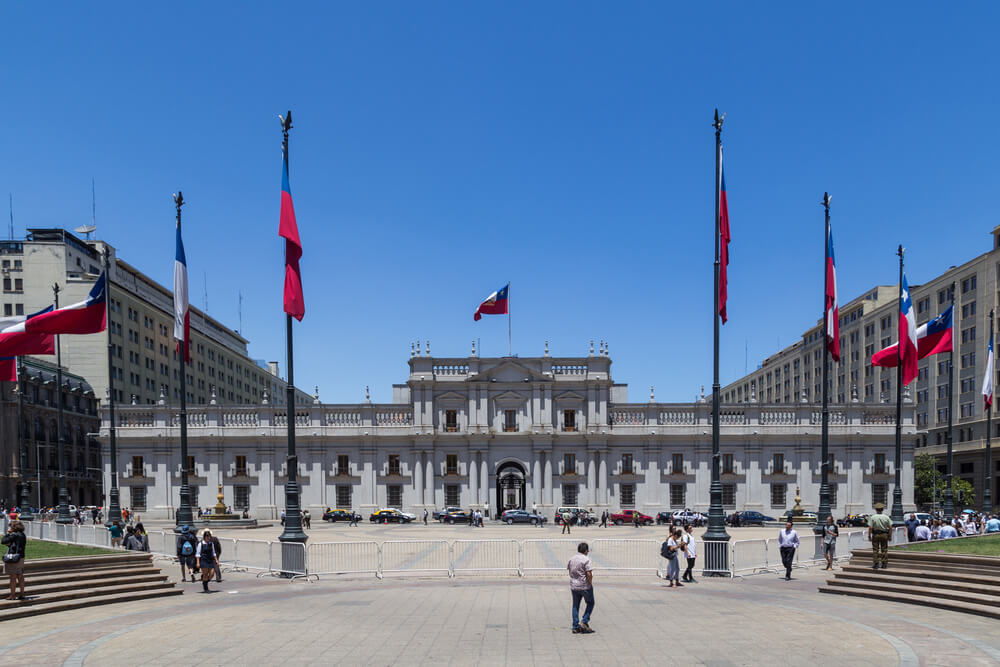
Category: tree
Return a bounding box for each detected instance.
[913,453,976,510]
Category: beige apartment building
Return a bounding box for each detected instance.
[721,226,1000,507]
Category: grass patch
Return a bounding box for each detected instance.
[26,539,116,559]
[890,534,1000,557]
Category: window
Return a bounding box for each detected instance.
[872,483,887,507]
[828,484,838,508]
[670,483,686,508]
[388,454,400,476]
[874,453,886,474]
[620,484,635,507]
[13,278,21,292]
[387,485,402,508]
[337,454,349,476]
[961,275,977,293]
[446,454,458,475]
[186,456,195,475]
[562,484,578,506]
[131,486,147,511]
[621,453,633,475]
[917,297,930,314]
[962,301,976,318]
[962,327,976,343]
[336,485,351,508]
[960,462,974,474]
[131,456,144,478]
[189,485,199,508]
[445,484,461,507]
[960,402,975,418]
[234,485,250,510]
[562,409,576,432]
[722,483,736,508]
[235,455,247,476]
[770,484,786,507]
[2,304,9,316]
[939,286,954,304]
[722,453,734,474]
[672,453,683,474]
[445,409,458,432]
[772,453,784,473]
[563,453,576,475]
[503,409,517,432]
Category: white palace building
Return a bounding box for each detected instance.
[101,348,917,520]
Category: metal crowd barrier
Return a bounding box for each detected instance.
[307,541,380,577]
[380,540,450,577]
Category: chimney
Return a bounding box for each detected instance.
[268,361,280,377]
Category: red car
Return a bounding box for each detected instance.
[609,509,654,526]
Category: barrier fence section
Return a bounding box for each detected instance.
[589,538,660,576]
[307,541,379,577]
[450,539,520,576]
[234,539,271,573]
[380,540,450,577]
[272,541,308,577]
[731,538,770,574]
[521,539,580,576]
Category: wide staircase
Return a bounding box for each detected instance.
[0,552,182,621]
[818,548,1000,619]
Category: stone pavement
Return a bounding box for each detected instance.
[1,560,998,665]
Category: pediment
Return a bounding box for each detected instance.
[435,391,467,401]
[555,391,586,401]
[493,390,528,402]
[475,360,548,383]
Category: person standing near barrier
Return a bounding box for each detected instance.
[822,516,838,570]
[663,528,683,587]
[905,513,919,542]
[561,510,573,534]
[176,525,198,582]
[209,532,223,582]
[600,510,608,528]
[2,520,26,600]
[777,521,799,581]
[567,542,595,634]
[109,520,124,549]
[682,524,697,583]
[195,530,218,593]
[867,502,892,570]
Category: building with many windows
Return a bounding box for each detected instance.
[103,349,916,520]
[721,226,1000,508]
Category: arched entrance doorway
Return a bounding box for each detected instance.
[496,461,526,512]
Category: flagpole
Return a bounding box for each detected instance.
[54,285,71,524]
[507,282,511,357]
[278,111,307,553]
[984,308,994,515]
[942,280,957,520]
[173,193,194,530]
[890,246,905,526]
[816,193,832,534]
[703,108,730,574]
[17,357,33,520]
[103,247,122,527]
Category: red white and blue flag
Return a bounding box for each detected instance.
[473,284,509,321]
[174,218,190,363]
[0,306,57,358]
[0,357,15,382]
[983,328,994,411]
[280,142,305,321]
[826,225,839,361]
[20,275,106,336]
[871,303,953,369]
[899,275,918,385]
[718,166,731,324]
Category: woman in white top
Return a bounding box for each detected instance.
[682,524,697,583]
[664,529,683,588]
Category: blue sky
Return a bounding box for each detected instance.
[2,3,997,402]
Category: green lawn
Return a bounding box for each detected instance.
[891,534,1000,557]
[26,539,116,559]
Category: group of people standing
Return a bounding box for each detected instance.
[660,524,698,586]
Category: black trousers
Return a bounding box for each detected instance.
[683,557,695,580]
[780,546,795,578]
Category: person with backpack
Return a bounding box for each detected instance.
[176,525,198,582]
[195,530,218,593]
[2,520,26,600]
[209,532,223,582]
[661,528,683,587]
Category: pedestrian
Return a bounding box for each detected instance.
[2,520,26,601]
[302,509,311,529]
[134,522,150,552]
[109,520,124,549]
[777,520,799,581]
[600,510,608,528]
[91,507,99,524]
[209,531,223,582]
[914,520,931,540]
[195,530,218,593]
[867,502,892,570]
[938,520,958,539]
[822,515,839,570]
[662,528,683,587]
[561,509,573,535]
[280,510,285,526]
[349,511,359,527]
[123,525,140,551]
[567,542,595,634]
[423,509,428,525]
[176,525,198,582]
[904,513,919,542]
[986,515,1000,533]
[633,511,640,528]
[682,524,697,583]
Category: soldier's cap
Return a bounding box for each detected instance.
[873,503,885,510]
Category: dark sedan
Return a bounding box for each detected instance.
[500,510,547,525]
[322,509,354,522]
[734,511,774,526]
[441,510,473,524]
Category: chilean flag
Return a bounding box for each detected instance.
[826,225,840,361]
[718,166,731,325]
[871,303,953,369]
[983,329,994,411]
[174,219,190,363]
[0,357,15,382]
[474,284,509,321]
[0,307,56,357]
[280,142,305,321]
[21,276,106,335]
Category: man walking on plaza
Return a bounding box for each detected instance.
[423,509,428,525]
[600,510,608,528]
[867,502,892,570]
[822,515,839,570]
[567,542,595,634]
[777,520,799,581]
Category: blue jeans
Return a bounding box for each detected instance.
[571,588,595,628]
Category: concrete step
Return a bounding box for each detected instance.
[0,580,177,612]
[23,553,155,574]
[847,558,1000,578]
[0,587,183,622]
[15,573,170,597]
[838,565,998,588]
[818,584,1000,620]
[826,577,1000,607]
[25,566,165,587]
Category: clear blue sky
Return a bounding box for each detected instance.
[2,4,997,402]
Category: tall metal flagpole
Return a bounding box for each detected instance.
[890,246,905,526]
[54,285,72,524]
[174,192,194,530]
[943,281,956,520]
[17,357,33,520]
[507,282,511,357]
[278,111,307,556]
[103,247,122,527]
[984,308,994,515]
[703,109,730,573]
[816,193,833,534]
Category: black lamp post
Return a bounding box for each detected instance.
[103,247,122,526]
[17,358,33,520]
[54,285,72,525]
[889,247,905,526]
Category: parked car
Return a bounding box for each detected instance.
[441,510,473,524]
[727,510,774,526]
[553,507,587,525]
[433,507,463,521]
[837,514,868,527]
[369,508,414,523]
[670,510,706,526]
[500,509,547,525]
[322,509,354,522]
[609,509,654,526]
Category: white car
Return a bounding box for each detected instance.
[670,510,706,526]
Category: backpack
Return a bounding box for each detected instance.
[181,539,194,556]
[661,540,676,560]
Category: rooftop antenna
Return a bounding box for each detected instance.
[238,291,244,335]
[8,194,12,240]
[203,271,208,311]
[74,179,98,240]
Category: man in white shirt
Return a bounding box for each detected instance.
[914,521,931,541]
[777,521,799,581]
[567,542,595,634]
[938,522,959,539]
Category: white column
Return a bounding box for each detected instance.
[469,451,479,506]
[533,455,542,506]
[599,452,608,505]
[413,453,423,506]
[544,452,553,505]
[424,451,434,508]
[480,457,489,506]
[587,452,597,506]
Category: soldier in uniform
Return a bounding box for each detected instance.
[867,502,893,570]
